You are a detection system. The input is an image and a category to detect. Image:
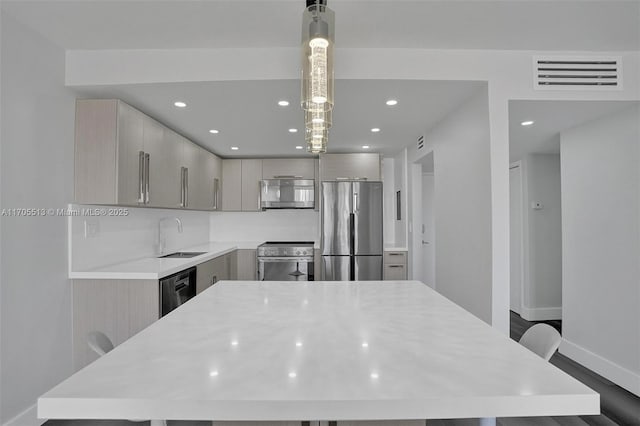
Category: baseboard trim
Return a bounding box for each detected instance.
[520,306,562,321]
[560,338,640,397]
[3,404,46,426]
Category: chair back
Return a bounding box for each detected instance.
[519,323,562,361]
[87,331,114,357]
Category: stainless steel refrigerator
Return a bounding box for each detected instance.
[321,181,383,280]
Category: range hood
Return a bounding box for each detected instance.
[260,179,315,210]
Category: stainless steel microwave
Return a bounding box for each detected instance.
[260,179,315,210]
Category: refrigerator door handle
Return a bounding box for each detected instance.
[353,192,359,213]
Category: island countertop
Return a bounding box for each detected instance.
[39,281,598,422]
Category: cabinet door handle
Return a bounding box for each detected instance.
[184,167,189,207]
[213,178,219,210]
[144,153,150,204]
[258,181,262,211]
[388,253,403,256]
[388,265,404,268]
[138,151,145,204]
[179,167,186,207]
[273,175,303,179]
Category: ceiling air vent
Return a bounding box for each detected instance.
[417,135,424,150]
[533,56,622,90]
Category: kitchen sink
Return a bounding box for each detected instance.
[158,251,206,259]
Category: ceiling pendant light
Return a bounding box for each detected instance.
[301,0,334,154]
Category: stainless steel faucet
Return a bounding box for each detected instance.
[158,217,183,255]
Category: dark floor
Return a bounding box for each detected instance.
[45,313,640,426]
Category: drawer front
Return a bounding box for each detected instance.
[384,251,407,264]
[384,264,407,281]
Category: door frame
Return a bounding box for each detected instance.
[509,161,525,315]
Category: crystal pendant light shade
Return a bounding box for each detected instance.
[304,108,332,128]
[301,4,334,113]
[305,126,328,154]
[301,2,334,154]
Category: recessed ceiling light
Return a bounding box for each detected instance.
[174,101,187,108]
[209,371,219,377]
[288,372,297,378]
[209,129,219,134]
[521,120,535,126]
[362,145,370,149]
[386,99,398,106]
[230,147,239,151]
[278,100,290,107]
[289,128,298,133]
[295,146,303,150]
[370,372,379,379]
[371,128,381,133]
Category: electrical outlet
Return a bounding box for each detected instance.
[84,220,100,238]
[531,201,544,210]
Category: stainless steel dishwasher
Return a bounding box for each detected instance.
[160,267,196,316]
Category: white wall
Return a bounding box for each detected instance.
[520,153,563,320]
[0,14,76,426]
[560,104,640,396]
[408,88,493,324]
[70,205,210,272]
[209,210,318,243]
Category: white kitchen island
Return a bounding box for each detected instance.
[38,281,598,424]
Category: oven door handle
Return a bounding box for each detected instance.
[258,257,314,263]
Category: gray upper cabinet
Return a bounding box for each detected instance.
[145,121,183,209]
[74,99,140,205]
[262,159,315,179]
[319,153,381,181]
[221,159,263,212]
[75,99,221,211]
[222,159,242,211]
[241,159,263,211]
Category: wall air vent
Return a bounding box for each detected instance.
[533,56,622,90]
[417,135,424,150]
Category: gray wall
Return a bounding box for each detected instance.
[560,104,640,396]
[408,88,493,324]
[1,13,76,425]
[521,153,563,320]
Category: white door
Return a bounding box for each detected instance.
[509,165,523,314]
[422,173,435,288]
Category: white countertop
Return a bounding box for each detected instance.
[384,246,408,252]
[69,241,264,280]
[39,281,598,422]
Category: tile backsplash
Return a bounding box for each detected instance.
[69,204,210,271]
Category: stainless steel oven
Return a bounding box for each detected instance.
[257,242,314,281]
[160,267,196,316]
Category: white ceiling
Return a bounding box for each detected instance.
[4,1,639,158]
[73,80,484,157]
[3,1,639,51]
[509,100,638,162]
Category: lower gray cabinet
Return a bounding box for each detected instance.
[237,249,257,280]
[383,251,408,280]
[72,279,159,371]
[196,255,228,294]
